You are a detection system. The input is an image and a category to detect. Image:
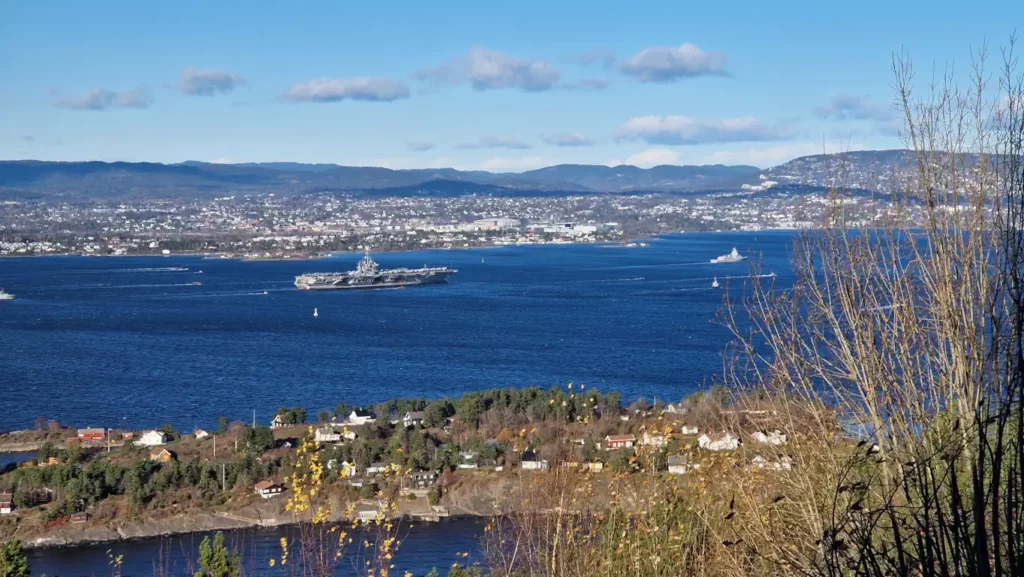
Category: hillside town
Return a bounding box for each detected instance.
[0,385,833,547]
[0,188,905,257]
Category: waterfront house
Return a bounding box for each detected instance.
[751,430,788,446]
[136,430,168,447]
[664,404,684,415]
[149,448,176,463]
[641,432,668,447]
[194,428,210,439]
[402,411,424,428]
[667,455,691,475]
[255,480,284,498]
[520,450,549,471]
[77,427,105,441]
[605,434,636,450]
[698,432,741,451]
[314,426,342,443]
[0,494,13,515]
[270,414,286,429]
[409,471,438,488]
[348,409,377,426]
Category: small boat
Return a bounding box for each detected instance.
[0,289,14,301]
[481,257,485,264]
[188,281,202,286]
[263,291,269,295]
[313,307,319,318]
[712,277,720,288]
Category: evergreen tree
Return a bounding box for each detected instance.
[194,532,240,577]
[0,540,29,577]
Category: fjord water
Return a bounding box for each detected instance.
[26,518,488,576]
[0,232,795,433]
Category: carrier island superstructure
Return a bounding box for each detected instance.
[294,252,457,290]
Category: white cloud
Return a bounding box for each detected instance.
[617,115,795,145]
[814,95,894,122]
[53,87,153,110]
[406,141,436,152]
[696,142,867,168]
[541,133,596,147]
[456,135,532,150]
[414,47,560,92]
[620,43,728,83]
[282,77,410,102]
[180,68,246,96]
[625,148,679,168]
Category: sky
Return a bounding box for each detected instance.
[1,0,1021,171]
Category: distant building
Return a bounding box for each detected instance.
[136,430,168,447]
[402,411,424,428]
[194,429,210,439]
[348,409,377,426]
[458,451,479,470]
[751,430,788,446]
[255,480,284,499]
[314,426,342,443]
[149,448,176,463]
[366,462,387,475]
[680,425,700,436]
[667,455,691,475]
[520,450,548,471]
[70,512,90,523]
[270,414,286,429]
[0,493,13,515]
[641,432,667,447]
[77,427,105,441]
[698,432,741,452]
[605,434,636,450]
[409,471,438,488]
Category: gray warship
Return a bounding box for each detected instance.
[294,252,457,290]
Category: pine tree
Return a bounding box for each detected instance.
[0,541,29,577]
[194,532,240,577]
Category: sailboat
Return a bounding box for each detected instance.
[313,307,319,317]
[711,277,720,288]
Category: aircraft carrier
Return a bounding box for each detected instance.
[294,252,457,290]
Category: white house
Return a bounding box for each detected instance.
[458,451,479,469]
[751,430,788,446]
[680,425,700,436]
[255,480,284,498]
[314,426,342,443]
[366,462,387,475]
[641,432,668,447]
[338,460,358,477]
[270,414,286,429]
[520,450,549,471]
[402,411,424,428]
[698,432,741,451]
[667,455,691,475]
[348,409,377,426]
[136,430,168,447]
[193,428,210,439]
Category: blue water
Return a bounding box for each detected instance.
[27,518,488,576]
[0,232,796,432]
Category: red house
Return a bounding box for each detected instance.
[604,434,636,450]
[77,427,105,441]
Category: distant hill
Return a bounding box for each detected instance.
[0,160,763,200]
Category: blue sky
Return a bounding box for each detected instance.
[1,0,1019,170]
